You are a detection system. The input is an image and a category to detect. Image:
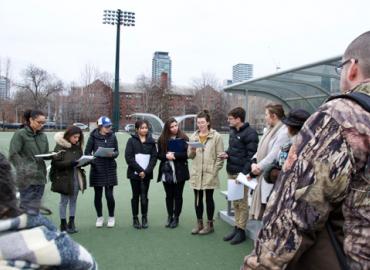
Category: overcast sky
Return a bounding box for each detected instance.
[1,0,369,87]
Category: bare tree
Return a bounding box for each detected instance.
[191,72,221,92]
[15,65,63,110]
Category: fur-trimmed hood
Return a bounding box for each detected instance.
[54,132,71,148]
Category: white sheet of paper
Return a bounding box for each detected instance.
[135,153,150,171]
[76,155,95,167]
[227,179,244,201]
[94,147,115,157]
[35,150,64,158]
[236,173,258,190]
[186,141,205,148]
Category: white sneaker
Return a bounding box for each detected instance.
[96,217,104,228]
[107,217,115,228]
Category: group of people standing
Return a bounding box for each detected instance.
[7,109,225,237]
[7,104,310,242]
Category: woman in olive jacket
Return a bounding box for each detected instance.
[50,126,86,233]
[157,117,189,229]
[9,110,49,214]
[85,116,119,228]
[125,119,157,229]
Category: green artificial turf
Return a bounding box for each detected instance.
[0,131,253,270]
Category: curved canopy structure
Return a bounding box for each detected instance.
[224,56,342,113]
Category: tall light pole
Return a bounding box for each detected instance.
[103,9,135,131]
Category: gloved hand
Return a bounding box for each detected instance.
[71,160,79,167]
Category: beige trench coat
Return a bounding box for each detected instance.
[188,129,224,190]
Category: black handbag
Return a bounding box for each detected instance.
[162,161,174,184]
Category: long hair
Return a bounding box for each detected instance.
[64,126,84,150]
[158,117,189,153]
[0,153,22,219]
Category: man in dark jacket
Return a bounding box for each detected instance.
[219,107,259,245]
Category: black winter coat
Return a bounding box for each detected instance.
[226,123,259,175]
[84,129,119,187]
[50,132,86,195]
[125,133,157,180]
[157,138,189,183]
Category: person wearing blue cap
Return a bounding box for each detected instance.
[85,116,119,228]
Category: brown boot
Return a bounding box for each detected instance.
[191,219,203,235]
[199,220,214,235]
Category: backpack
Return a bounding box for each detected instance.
[327,92,370,112]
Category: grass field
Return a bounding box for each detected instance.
[0,131,253,270]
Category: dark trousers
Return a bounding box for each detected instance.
[20,184,45,214]
[194,189,215,221]
[94,186,115,217]
[163,181,185,218]
[130,179,150,217]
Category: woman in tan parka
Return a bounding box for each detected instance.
[188,110,224,235]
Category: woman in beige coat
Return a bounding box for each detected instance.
[188,110,224,235]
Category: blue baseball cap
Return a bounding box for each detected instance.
[97,116,112,127]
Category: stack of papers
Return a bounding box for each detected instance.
[76,155,94,167]
[94,147,115,157]
[186,141,205,148]
[35,150,64,158]
[227,180,244,201]
[236,173,258,190]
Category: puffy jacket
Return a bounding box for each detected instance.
[50,132,86,195]
[188,129,224,190]
[157,137,190,183]
[84,129,119,187]
[9,126,49,186]
[125,133,158,180]
[226,123,259,175]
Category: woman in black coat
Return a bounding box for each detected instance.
[157,118,189,228]
[85,116,119,228]
[50,126,86,233]
[125,119,157,229]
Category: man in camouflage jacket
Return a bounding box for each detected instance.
[243,32,370,270]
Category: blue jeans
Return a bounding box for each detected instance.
[19,185,45,214]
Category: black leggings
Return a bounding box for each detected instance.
[130,179,150,217]
[194,189,215,221]
[94,186,115,217]
[163,181,185,218]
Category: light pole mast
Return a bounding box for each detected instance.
[103,9,135,131]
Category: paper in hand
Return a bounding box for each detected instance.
[227,179,244,201]
[186,141,205,148]
[35,150,64,158]
[94,147,115,157]
[236,173,258,190]
[76,155,95,167]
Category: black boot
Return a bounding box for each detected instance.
[60,219,67,232]
[170,216,179,228]
[165,216,173,228]
[67,216,78,234]
[142,215,148,229]
[230,228,246,245]
[133,216,141,229]
[223,226,238,241]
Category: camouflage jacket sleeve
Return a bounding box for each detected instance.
[253,95,370,269]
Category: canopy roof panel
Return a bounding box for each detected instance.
[224,56,342,113]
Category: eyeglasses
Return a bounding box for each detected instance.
[335,58,358,75]
[35,120,46,125]
[103,125,112,128]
